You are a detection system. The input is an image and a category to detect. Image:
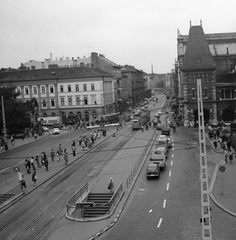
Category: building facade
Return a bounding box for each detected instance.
[177,23,236,123]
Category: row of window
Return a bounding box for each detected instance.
[40,96,97,108]
[19,83,96,95]
[190,88,236,99]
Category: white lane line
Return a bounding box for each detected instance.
[172,147,174,151]
[169,171,171,177]
[149,209,152,213]
[66,139,70,143]
[171,161,173,166]
[166,183,169,191]
[0,167,8,172]
[157,218,162,228]
[163,199,166,208]
[172,153,174,158]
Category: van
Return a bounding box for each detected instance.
[150,148,166,169]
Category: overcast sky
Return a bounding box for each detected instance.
[0,0,235,74]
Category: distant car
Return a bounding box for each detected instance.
[53,128,60,135]
[211,120,219,130]
[146,163,160,178]
[42,126,49,132]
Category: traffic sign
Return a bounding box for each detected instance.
[219,165,226,172]
[219,159,226,166]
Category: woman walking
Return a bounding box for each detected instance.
[32,170,37,186]
[108,178,115,193]
[64,149,68,165]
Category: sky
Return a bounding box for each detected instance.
[0,0,236,74]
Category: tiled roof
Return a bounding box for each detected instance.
[181,25,216,71]
[0,67,112,82]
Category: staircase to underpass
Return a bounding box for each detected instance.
[0,193,15,205]
[83,193,113,218]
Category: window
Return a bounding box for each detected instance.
[68,85,71,92]
[204,88,208,98]
[25,87,29,95]
[91,95,96,105]
[83,84,87,91]
[75,84,79,92]
[84,96,88,105]
[33,86,37,94]
[68,97,72,106]
[16,87,21,94]
[42,99,47,107]
[60,85,64,92]
[50,98,55,107]
[225,89,230,99]
[76,96,80,105]
[60,97,65,106]
[192,88,195,98]
[41,86,46,94]
[50,85,54,93]
[91,83,95,91]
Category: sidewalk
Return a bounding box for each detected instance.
[207,137,236,217]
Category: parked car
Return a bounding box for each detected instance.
[146,163,160,178]
[53,128,60,135]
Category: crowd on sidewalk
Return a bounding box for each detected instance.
[17,129,107,194]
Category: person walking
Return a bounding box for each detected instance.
[30,156,36,170]
[32,170,37,186]
[213,140,218,150]
[81,139,85,151]
[64,149,68,165]
[43,152,49,171]
[35,155,41,168]
[72,145,76,156]
[229,150,233,164]
[51,148,55,162]
[25,159,31,173]
[58,144,63,155]
[56,150,60,162]
[141,125,144,132]
[20,175,27,194]
[108,178,114,193]
[224,149,229,163]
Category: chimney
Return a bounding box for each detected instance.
[50,53,53,63]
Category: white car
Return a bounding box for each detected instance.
[53,128,60,135]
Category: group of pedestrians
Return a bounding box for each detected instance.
[19,130,104,194]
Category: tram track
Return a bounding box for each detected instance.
[0,127,137,240]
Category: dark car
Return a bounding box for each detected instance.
[161,127,170,136]
[146,163,160,178]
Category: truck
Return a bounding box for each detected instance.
[150,147,166,169]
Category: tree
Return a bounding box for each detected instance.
[24,97,39,126]
[0,86,31,134]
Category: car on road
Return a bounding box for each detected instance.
[146,163,160,178]
[53,128,60,135]
[221,122,231,133]
[42,126,49,132]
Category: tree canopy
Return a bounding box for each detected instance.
[0,86,31,135]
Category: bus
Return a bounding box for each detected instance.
[132,110,150,130]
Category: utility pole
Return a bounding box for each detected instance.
[1,96,7,144]
[197,79,212,240]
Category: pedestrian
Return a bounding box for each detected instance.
[51,148,55,162]
[41,152,45,166]
[17,171,23,183]
[72,145,76,156]
[229,150,233,164]
[32,170,37,186]
[108,178,114,193]
[64,149,68,165]
[72,140,76,147]
[30,156,36,170]
[141,125,144,132]
[35,155,41,168]
[81,139,85,151]
[25,159,31,173]
[227,140,231,151]
[59,144,63,155]
[20,175,27,194]
[224,149,229,163]
[146,124,148,130]
[43,153,49,171]
[213,140,217,150]
[56,150,60,162]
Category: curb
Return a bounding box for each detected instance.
[206,138,236,217]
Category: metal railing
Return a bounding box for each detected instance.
[0,184,22,207]
[66,182,88,218]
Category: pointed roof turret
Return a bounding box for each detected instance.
[181,25,216,71]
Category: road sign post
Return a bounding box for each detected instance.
[219,165,226,196]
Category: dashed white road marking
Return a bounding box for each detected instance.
[172,153,174,158]
[149,209,152,213]
[169,171,171,177]
[171,161,173,166]
[166,183,169,191]
[66,139,70,143]
[157,218,162,228]
[163,199,166,208]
